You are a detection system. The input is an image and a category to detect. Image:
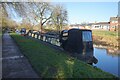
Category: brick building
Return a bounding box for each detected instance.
[109,17,118,31]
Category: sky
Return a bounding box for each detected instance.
[5,1,119,25]
[52,0,119,2]
[5,3,22,23]
[60,2,118,24]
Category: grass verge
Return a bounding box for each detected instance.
[92,30,118,48]
[10,33,117,78]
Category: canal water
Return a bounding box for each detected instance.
[93,48,119,77]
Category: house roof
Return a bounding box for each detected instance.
[110,17,118,21]
[70,24,81,27]
[88,22,110,25]
[94,22,110,25]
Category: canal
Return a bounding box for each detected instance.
[93,47,120,77]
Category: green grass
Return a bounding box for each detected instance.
[92,30,118,48]
[92,30,118,37]
[10,33,117,78]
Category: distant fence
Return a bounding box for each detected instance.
[27,30,60,46]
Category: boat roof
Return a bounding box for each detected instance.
[69,28,92,31]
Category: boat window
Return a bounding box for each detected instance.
[62,31,68,40]
[63,33,68,36]
[82,31,92,41]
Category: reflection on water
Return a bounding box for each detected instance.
[93,48,120,77]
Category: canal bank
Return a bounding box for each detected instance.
[93,35,118,49]
[93,44,120,55]
[92,30,119,49]
[10,33,117,78]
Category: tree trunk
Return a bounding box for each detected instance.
[40,20,42,33]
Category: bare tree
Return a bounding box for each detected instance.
[1,3,8,18]
[31,2,53,32]
[51,4,68,34]
[1,3,17,28]
[2,2,68,33]
[8,2,53,32]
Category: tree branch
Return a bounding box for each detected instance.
[42,12,53,26]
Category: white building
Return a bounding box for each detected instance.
[91,22,110,30]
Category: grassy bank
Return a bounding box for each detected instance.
[92,30,118,48]
[10,33,117,78]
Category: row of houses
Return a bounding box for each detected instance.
[66,17,118,31]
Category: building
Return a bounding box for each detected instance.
[90,22,110,30]
[68,24,85,29]
[65,16,118,31]
[109,17,118,31]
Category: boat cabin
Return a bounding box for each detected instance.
[20,28,26,36]
[59,29,93,53]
